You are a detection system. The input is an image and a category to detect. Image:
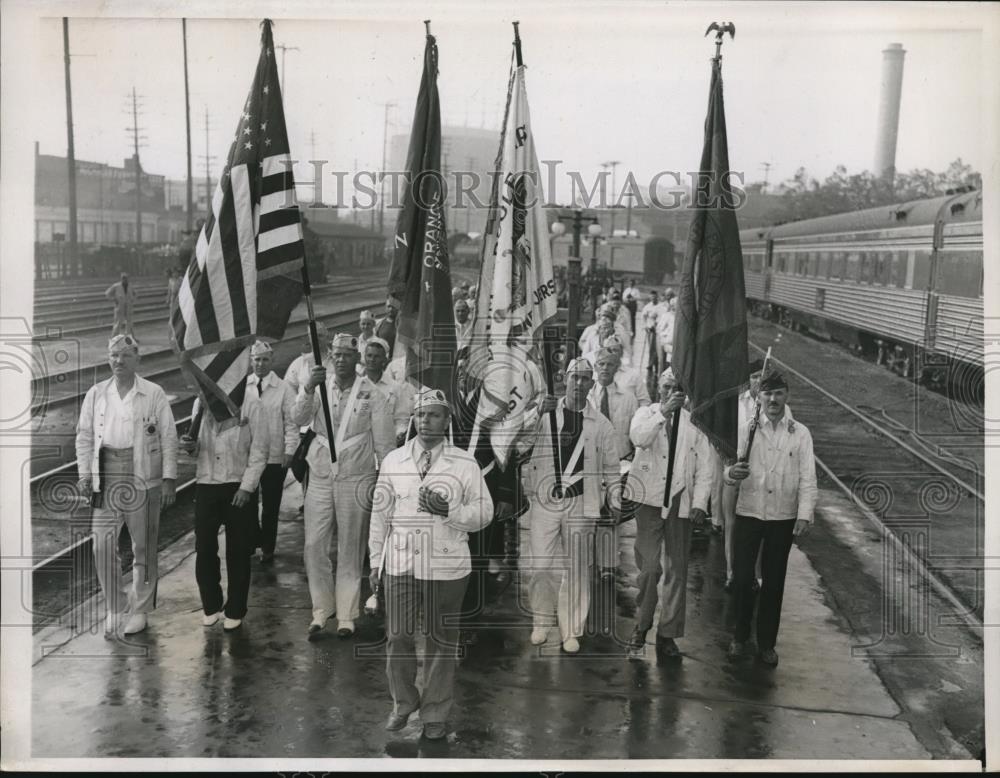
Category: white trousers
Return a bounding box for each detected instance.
[303,471,374,623]
[527,498,597,642]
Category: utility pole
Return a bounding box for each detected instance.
[760,161,773,194]
[274,44,299,97]
[603,159,620,236]
[352,156,359,224]
[63,18,79,277]
[200,107,216,214]
[378,101,396,235]
[182,19,193,231]
[465,154,476,233]
[127,87,147,245]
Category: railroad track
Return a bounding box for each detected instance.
[747,339,985,631]
[30,278,385,413]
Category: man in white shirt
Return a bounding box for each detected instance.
[295,333,395,639]
[284,321,331,396]
[601,336,651,407]
[244,341,298,564]
[656,292,676,368]
[357,310,376,355]
[454,298,473,351]
[639,290,669,375]
[180,393,269,633]
[76,334,177,637]
[369,388,492,740]
[589,348,639,583]
[518,357,620,654]
[360,336,414,446]
[605,289,633,344]
[105,273,139,338]
[622,281,640,336]
[625,369,717,659]
[724,370,816,666]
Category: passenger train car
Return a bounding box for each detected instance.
[740,190,983,397]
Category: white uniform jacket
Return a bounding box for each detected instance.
[518,399,620,519]
[588,380,639,460]
[725,413,816,523]
[369,439,493,581]
[76,375,178,492]
[293,374,395,478]
[629,404,717,516]
[190,397,269,493]
[244,371,298,465]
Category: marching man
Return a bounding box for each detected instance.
[76,334,177,637]
[724,369,816,666]
[519,356,620,653]
[368,388,493,740]
[294,333,395,640]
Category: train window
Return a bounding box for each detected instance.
[845,252,861,282]
[829,252,845,281]
[891,252,907,288]
[808,252,819,277]
[776,253,788,273]
[876,251,892,286]
[749,253,763,273]
[911,250,932,290]
[936,251,984,298]
[819,252,830,279]
[794,252,806,276]
[859,252,873,284]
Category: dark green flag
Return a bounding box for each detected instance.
[671,57,749,461]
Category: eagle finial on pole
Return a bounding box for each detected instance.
[704,22,736,61]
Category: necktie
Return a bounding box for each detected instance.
[419,449,432,480]
[256,381,264,397]
[600,386,611,419]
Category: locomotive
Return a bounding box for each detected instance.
[740,189,983,400]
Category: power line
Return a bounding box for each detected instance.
[125,87,149,244]
[199,106,216,215]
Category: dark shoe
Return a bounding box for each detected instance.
[385,710,413,731]
[727,640,746,659]
[710,523,723,536]
[626,626,648,659]
[307,618,328,641]
[758,648,779,666]
[655,636,681,658]
[337,620,355,638]
[422,722,447,741]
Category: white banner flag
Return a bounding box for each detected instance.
[469,63,557,469]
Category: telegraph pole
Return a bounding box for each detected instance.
[182,19,193,231]
[63,18,78,276]
[760,161,773,193]
[378,101,396,235]
[200,107,216,213]
[274,44,299,97]
[127,87,147,244]
[603,159,620,236]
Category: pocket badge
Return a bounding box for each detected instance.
[146,423,157,435]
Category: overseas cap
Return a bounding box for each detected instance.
[250,340,273,356]
[565,356,594,376]
[365,336,390,355]
[108,334,139,353]
[758,370,788,391]
[414,387,450,411]
[359,310,376,323]
[330,333,359,351]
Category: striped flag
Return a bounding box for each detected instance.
[171,19,304,424]
[468,54,557,469]
[386,31,457,400]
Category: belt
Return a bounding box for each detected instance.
[100,446,134,457]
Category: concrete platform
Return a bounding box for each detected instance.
[25,474,956,764]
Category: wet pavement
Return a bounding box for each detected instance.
[30,478,953,761]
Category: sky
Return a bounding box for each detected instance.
[23,1,993,207]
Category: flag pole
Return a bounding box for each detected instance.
[512,21,561,494]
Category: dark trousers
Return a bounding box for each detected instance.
[194,483,258,620]
[460,518,504,623]
[732,515,796,650]
[385,573,469,724]
[258,463,287,554]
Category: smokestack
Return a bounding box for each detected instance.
[874,42,906,182]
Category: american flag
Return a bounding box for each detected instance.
[171,19,305,423]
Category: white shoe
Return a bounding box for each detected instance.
[202,611,223,627]
[223,617,242,632]
[122,613,147,635]
[562,637,580,654]
[487,559,501,575]
[530,627,548,645]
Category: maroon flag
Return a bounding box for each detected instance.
[386,30,456,400]
[671,57,749,460]
[171,19,304,423]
